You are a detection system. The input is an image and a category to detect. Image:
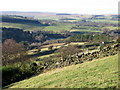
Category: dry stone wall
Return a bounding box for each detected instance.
[34,43,120,73]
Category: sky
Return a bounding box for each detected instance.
[1,0,119,14]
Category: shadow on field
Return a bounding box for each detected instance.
[29,49,58,58]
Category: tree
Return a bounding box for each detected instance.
[2,39,27,66]
[48,45,53,50]
[19,41,29,49]
[56,45,80,58]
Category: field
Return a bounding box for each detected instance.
[1,22,75,32]
[43,23,75,32]
[3,22,117,33]
[27,42,86,59]
[102,26,118,30]
[70,29,102,33]
[7,54,118,88]
[1,22,45,31]
[86,19,118,24]
[2,15,118,33]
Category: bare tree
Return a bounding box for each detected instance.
[2,39,27,66]
[56,45,80,58]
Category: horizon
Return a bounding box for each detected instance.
[1,11,118,15]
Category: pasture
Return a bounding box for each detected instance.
[86,19,118,24]
[2,22,45,31]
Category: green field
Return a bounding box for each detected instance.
[3,22,118,33]
[86,19,118,24]
[102,26,118,30]
[7,54,118,88]
[37,15,81,22]
[2,22,75,32]
[70,29,102,33]
[2,22,45,31]
[43,23,75,32]
[2,16,118,33]
[43,23,103,33]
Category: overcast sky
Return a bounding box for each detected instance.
[1,0,119,14]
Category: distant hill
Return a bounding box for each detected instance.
[56,13,71,15]
[7,55,118,88]
[1,16,49,25]
[1,11,117,16]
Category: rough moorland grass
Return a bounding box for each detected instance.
[8,54,118,88]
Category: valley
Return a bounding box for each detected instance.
[1,11,120,89]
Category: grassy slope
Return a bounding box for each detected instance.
[8,54,118,88]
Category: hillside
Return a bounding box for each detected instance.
[7,54,118,88]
